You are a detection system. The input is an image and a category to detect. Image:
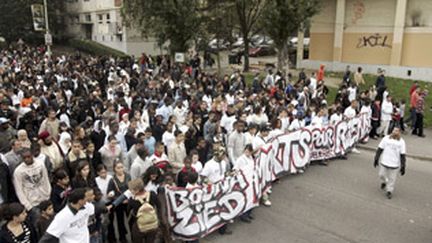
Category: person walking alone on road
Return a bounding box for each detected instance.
[374,127,406,199]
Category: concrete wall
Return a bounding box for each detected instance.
[307,0,432,80]
[301,59,432,82]
[405,0,432,27]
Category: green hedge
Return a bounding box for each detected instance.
[68,39,128,58]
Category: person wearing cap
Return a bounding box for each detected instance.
[0,117,16,154]
[228,121,247,164]
[200,147,232,235]
[38,131,64,171]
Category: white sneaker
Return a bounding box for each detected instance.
[298,169,304,174]
[267,188,272,194]
[263,199,272,207]
[352,148,360,154]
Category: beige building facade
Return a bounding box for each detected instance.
[65,0,163,56]
[302,0,432,81]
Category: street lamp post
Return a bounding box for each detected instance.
[43,0,52,56]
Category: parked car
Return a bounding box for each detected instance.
[231,37,244,48]
[249,45,276,57]
[208,39,229,50]
[290,37,310,48]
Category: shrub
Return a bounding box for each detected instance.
[68,39,128,58]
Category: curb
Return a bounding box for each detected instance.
[357,144,432,162]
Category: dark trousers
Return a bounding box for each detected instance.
[218,224,228,234]
[406,107,417,127]
[240,209,253,220]
[131,223,157,243]
[370,120,380,137]
[399,118,405,132]
[108,203,128,241]
[412,113,424,136]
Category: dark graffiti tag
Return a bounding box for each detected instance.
[357,33,392,48]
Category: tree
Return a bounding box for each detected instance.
[123,0,203,55]
[0,0,66,43]
[200,0,236,74]
[260,0,320,72]
[234,0,266,72]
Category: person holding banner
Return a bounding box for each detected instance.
[252,125,272,206]
[374,127,406,199]
[344,100,361,154]
[200,147,232,235]
[228,121,247,163]
[232,144,255,223]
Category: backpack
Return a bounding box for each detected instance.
[136,193,159,233]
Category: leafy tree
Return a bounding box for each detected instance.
[123,0,203,55]
[233,0,266,72]
[260,0,320,71]
[0,0,66,43]
[200,0,236,73]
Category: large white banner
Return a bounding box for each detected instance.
[165,113,371,240]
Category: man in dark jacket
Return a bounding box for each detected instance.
[0,157,17,205]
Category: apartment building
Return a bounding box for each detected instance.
[65,0,162,56]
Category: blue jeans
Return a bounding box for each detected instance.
[90,234,102,243]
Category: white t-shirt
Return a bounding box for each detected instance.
[252,135,267,151]
[46,203,95,243]
[344,106,356,119]
[378,136,406,168]
[330,113,342,125]
[95,175,113,202]
[162,131,175,148]
[233,154,254,172]
[347,87,357,102]
[201,159,228,184]
[191,161,203,174]
[381,100,393,121]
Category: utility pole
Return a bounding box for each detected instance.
[43,0,52,56]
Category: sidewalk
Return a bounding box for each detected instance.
[358,129,432,161]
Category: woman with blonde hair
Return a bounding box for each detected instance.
[127,179,159,243]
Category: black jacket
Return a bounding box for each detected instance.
[0,160,16,203]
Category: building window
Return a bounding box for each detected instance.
[102,35,105,41]
[118,35,123,42]
[94,36,97,41]
[111,35,113,41]
[98,14,103,23]
[85,14,91,22]
[106,13,110,23]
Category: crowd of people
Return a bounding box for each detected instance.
[0,44,425,243]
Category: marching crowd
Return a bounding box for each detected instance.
[0,44,424,243]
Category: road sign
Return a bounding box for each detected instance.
[31,4,46,31]
[45,33,52,46]
[175,52,185,63]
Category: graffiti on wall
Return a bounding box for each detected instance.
[356,33,392,48]
[352,0,365,24]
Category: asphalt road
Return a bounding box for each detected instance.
[203,151,432,243]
